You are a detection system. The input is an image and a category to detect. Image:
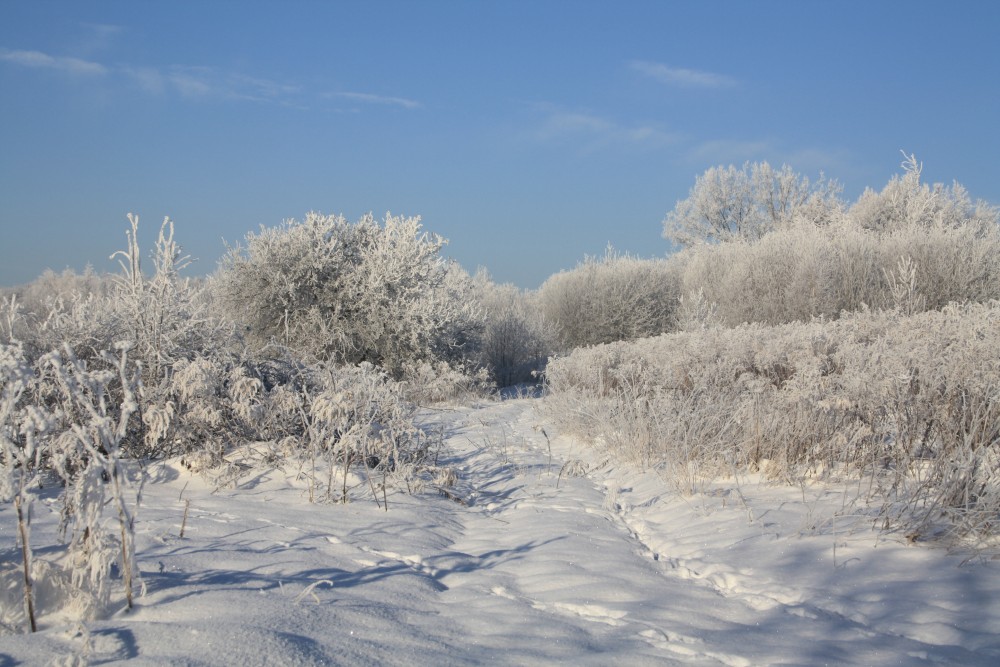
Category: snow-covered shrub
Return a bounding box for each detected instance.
[215,212,482,376]
[7,216,216,371]
[850,153,998,235]
[110,214,215,391]
[544,302,1000,541]
[471,273,556,387]
[149,354,235,462]
[670,156,1000,327]
[43,344,142,616]
[0,341,40,631]
[3,215,227,459]
[1,268,112,349]
[1,341,143,631]
[234,360,437,504]
[400,359,491,404]
[662,161,842,247]
[147,345,441,503]
[537,249,680,350]
[106,215,240,459]
[10,266,109,307]
[3,281,122,366]
[673,206,1000,328]
[675,287,721,332]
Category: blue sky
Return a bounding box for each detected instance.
[2,1,999,289]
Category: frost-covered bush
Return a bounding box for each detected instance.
[537,249,680,350]
[110,215,220,392]
[2,216,217,373]
[214,212,482,376]
[544,302,1000,541]
[1,281,121,364]
[134,339,443,502]
[674,218,1000,326]
[851,153,998,235]
[672,158,1000,326]
[471,273,556,387]
[142,352,259,462]
[0,215,228,458]
[662,161,842,247]
[172,353,447,504]
[1,267,112,349]
[1,341,143,631]
[295,362,429,503]
[400,359,491,404]
[104,215,231,458]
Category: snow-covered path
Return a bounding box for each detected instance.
[3,398,998,665]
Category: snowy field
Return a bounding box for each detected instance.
[2,397,999,666]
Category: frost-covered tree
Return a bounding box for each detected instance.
[215,212,481,376]
[663,161,842,246]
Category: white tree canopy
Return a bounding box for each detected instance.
[215,212,481,375]
[663,161,842,247]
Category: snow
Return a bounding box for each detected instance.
[2,397,999,665]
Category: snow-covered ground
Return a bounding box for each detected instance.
[2,397,998,665]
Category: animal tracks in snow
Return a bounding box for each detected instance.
[490,585,628,628]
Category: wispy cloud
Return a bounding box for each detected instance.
[0,48,107,76]
[630,60,735,88]
[534,104,678,152]
[326,91,421,109]
[231,74,301,101]
[168,66,216,97]
[120,63,302,104]
[1,44,306,105]
[2,45,419,112]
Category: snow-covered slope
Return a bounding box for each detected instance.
[2,398,998,665]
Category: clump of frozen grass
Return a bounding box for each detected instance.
[543,301,1000,544]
